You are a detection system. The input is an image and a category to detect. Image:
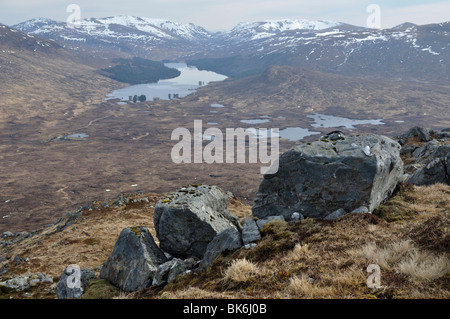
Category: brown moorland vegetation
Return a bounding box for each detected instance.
[0,182,448,299]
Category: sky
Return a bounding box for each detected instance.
[1,0,449,31]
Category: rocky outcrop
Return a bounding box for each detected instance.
[405,153,450,185]
[252,133,403,220]
[397,127,450,186]
[99,226,168,292]
[153,184,241,259]
[396,126,433,145]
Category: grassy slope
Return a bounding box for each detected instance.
[1,182,448,299]
[146,183,449,300]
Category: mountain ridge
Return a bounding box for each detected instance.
[11,16,450,82]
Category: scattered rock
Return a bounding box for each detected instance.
[0,273,53,292]
[405,155,450,186]
[152,259,177,286]
[327,131,346,141]
[398,127,450,186]
[241,218,261,245]
[100,226,168,292]
[152,257,198,286]
[350,206,370,214]
[1,231,13,238]
[198,228,243,270]
[411,141,450,163]
[290,212,304,222]
[167,258,198,283]
[324,208,347,221]
[252,134,403,220]
[154,185,241,259]
[112,193,129,206]
[434,129,450,140]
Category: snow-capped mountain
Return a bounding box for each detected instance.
[12,16,212,60]
[0,22,62,53]
[190,21,450,82]
[14,16,211,41]
[10,16,450,82]
[220,19,344,42]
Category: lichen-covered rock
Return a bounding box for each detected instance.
[252,134,403,220]
[100,226,168,292]
[154,185,241,259]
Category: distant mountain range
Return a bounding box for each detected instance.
[8,16,450,82]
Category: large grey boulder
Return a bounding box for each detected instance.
[199,228,243,270]
[100,226,168,292]
[252,134,403,220]
[154,185,241,259]
[56,267,95,299]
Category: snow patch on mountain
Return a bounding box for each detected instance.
[224,19,343,41]
[13,16,212,42]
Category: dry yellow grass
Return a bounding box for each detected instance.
[356,239,450,281]
[155,183,449,299]
[1,183,449,299]
[223,258,262,283]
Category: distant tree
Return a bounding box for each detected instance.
[133,95,138,103]
[129,96,133,101]
[138,95,147,102]
[168,93,172,100]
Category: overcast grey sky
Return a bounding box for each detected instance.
[1,0,449,30]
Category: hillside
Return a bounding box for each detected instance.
[0,181,448,299]
[0,24,121,120]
